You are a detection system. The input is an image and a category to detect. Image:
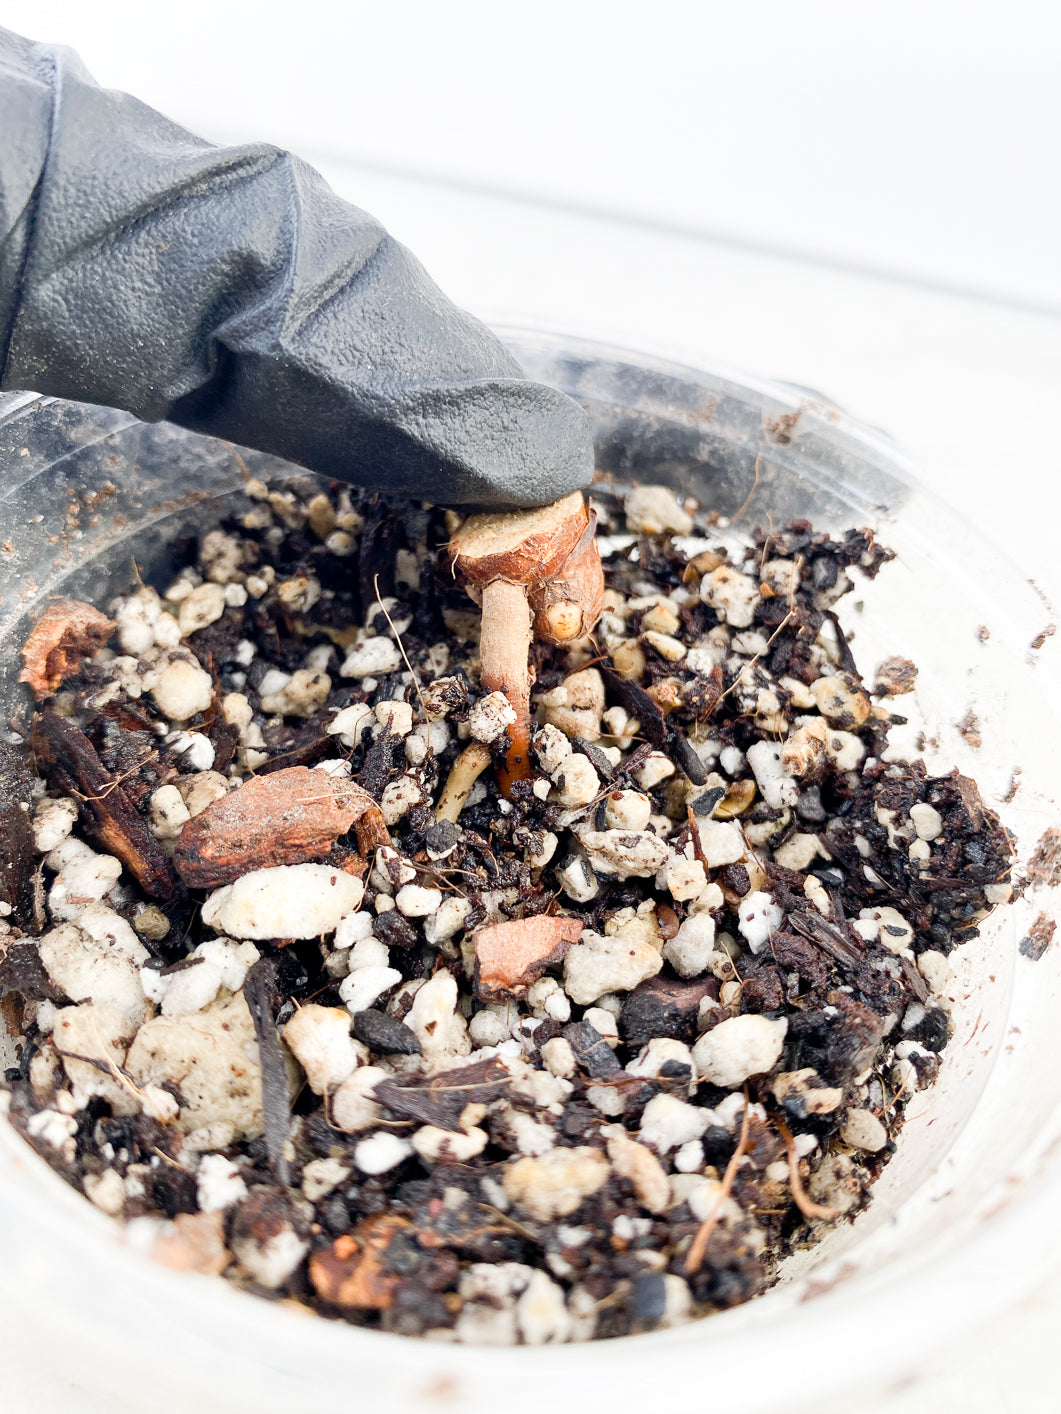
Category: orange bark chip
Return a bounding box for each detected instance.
[473,915,583,999]
[174,766,377,888]
[308,1214,411,1310]
[19,599,115,699]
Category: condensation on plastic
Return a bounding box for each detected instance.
[0,330,1058,1414]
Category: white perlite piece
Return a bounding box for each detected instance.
[541,1036,577,1078]
[773,832,821,872]
[737,891,783,953]
[693,1014,788,1089]
[46,838,123,922]
[261,668,331,717]
[39,913,148,1035]
[114,586,162,654]
[395,884,442,917]
[412,1124,489,1164]
[551,755,599,808]
[27,1109,78,1162]
[697,820,745,868]
[563,929,663,1005]
[746,739,799,808]
[282,1005,364,1095]
[623,485,694,536]
[627,1038,695,1086]
[533,724,571,774]
[373,699,414,737]
[405,969,470,1061]
[638,1093,711,1153]
[468,690,517,743]
[125,991,263,1138]
[424,895,472,945]
[83,1168,126,1216]
[663,912,716,978]
[579,829,671,880]
[335,913,377,949]
[537,668,606,742]
[910,801,943,840]
[148,784,191,840]
[354,1132,414,1175]
[326,703,374,749]
[631,752,675,790]
[330,1065,388,1132]
[196,1153,248,1213]
[341,636,402,679]
[516,1270,574,1345]
[338,965,403,1014]
[855,905,914,953]
[168,730,215,773]
[178,581,226,637]
[202,864,364,940]
[556,855,600,904]
[301,1157,352,1203]
[233,1225,308,1290]
[604,1127,670,1214]
[143,938,260,1017]
[664,856,707,901]
[151,658,213,721]
[502,1147,610,1221]
[32,796,78,853]
[701,565,760,628]
[604,790,652,832]
[380,775,423,825]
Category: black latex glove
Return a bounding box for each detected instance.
[0,27,593,508]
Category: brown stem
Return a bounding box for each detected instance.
[478,579,533,787]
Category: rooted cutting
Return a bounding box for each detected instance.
[447,492,604,787]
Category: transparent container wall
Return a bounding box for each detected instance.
[0,332,1059,1414]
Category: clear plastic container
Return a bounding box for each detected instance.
[1,330,1059,1413]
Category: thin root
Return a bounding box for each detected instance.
[684,1088,752,1274]
[435,740,493,824]
[774,1114,841,1222]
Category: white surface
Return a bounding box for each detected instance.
[4,0,1061,309]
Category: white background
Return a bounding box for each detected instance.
[3,4,1061,1410]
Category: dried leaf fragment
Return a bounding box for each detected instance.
[20,599,115,699]
[473,915,583,999]
[174,766,378,888]
[372,1057,510,1132]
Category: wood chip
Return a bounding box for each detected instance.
[19,599,115,699]
[173,766,378,888]
[309,1214,411,1309]
[473,915,583,999]
[34,712,179,901]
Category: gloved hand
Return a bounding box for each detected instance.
[0,27,593,509]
